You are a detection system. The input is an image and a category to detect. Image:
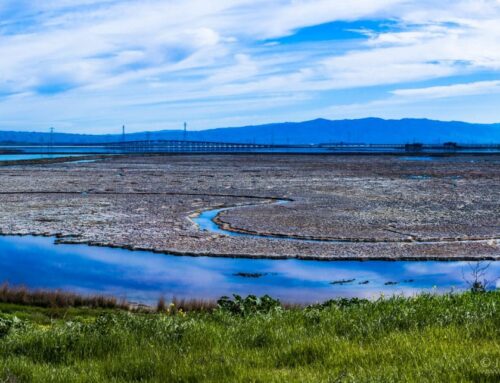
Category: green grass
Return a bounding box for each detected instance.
[0,292,499,382]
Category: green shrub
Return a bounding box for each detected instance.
[216,294,282,316]
[0,318,13,338]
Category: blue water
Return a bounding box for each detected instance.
[193,203,499,247]
[193,201,359,244]
[193,204,344,243]
[0,146,114,154]
[0,235,498,304]
[400,156,436,161]
[0,154,87,162]
[399,156,499,163]
[194,207,251,237]
[2,146,499,156]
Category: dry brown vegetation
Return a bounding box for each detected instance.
[0,283,129,309]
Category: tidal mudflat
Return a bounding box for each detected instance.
[0,154,498,260]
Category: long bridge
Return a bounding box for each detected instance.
[5,141,499,155]
[103,140,500,153]
[105,140,283,153]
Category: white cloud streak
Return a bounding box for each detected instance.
[393,80,500,99]
[0,0,500,132]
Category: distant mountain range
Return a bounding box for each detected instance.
[1,118,499,145]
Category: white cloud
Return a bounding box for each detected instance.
[1,0,500,132]
[393,80,500,99]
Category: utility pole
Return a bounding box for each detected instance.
[183,122,187,142]
[122,125,126,144]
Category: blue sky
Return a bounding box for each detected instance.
[1,0,500,133]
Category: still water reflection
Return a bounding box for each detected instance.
[0,236,498,304]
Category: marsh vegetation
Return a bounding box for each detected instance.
[0,291,498,382]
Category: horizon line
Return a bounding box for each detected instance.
[1,116,500,136]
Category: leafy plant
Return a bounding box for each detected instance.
[0,318,12,338]
[308,297,369,310]
[216,294,282,316]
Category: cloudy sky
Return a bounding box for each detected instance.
[1,0,500,133]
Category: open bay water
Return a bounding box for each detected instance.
[0,235,498,305]
[0,154,87,161]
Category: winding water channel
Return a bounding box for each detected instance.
[0,232,498,305]
[193,201,500,245]
[1,168,499,304]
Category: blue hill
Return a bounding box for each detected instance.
[0,118,499,145]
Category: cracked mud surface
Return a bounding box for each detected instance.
[0,154,498,259]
